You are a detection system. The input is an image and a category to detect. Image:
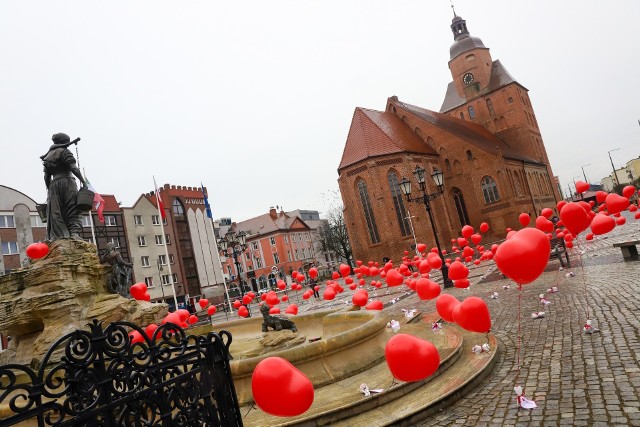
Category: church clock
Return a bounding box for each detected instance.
[462,73,474,85]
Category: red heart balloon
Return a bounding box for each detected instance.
[207,305,217,316]
[452,297,491,333]
[479,222,489,233]
[494,228,550,285]
[285,304,298,315]
[575,180,589,193]
[339,264,351,278]
[436,294,460,323]
[385,269,404,287]
[323,288,336,300]
[129,283,148,300]
[308,267,318,279]
[269,307,281,314]
[535,215,554,233]
[470,233,482,245]
[605,193,630,215]
[188,314,198,324]
[454,279,470,289]
[352,289,369,306]
[416,243,427,253]
[461,225,474,239]
[26,242,49,259]
[622,185,636,199]
[238,306,249,317]
[252,357,314,417]
[198,299,209,309]
[448,261,469,280]
[426,252,442,269]
[366,300,383,310]
[518,213,531,227]
[385,334,440,382]
[540,208,553,219]
[560,202,590,236]
[145,323,159,339]
[415,278,441,300]
[590,213,616,235]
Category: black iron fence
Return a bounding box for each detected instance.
[0,320,243,426]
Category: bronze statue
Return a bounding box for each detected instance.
[100,242,133,297]
[41,133,87,241]
[259,303,297,333]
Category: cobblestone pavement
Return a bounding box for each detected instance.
[413,214,640,426]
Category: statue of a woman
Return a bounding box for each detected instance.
[42,133,87,241]
[100,242,133,297]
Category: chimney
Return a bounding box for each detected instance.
[269,206,277,219]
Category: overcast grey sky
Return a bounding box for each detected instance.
[1,1,638,220]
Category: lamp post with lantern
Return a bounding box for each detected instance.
[217,230,249,314]
[399,166,454,288]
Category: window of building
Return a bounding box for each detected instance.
[284,235,288,243]
[161,274,171,285]
[445,159,451,171]
[141,256,150,267]
[466,150,473,160]
[273,253,280,264]
[481,176,500,204]
[172,199,184,217]
[245,252,251,261]
[0,215,15,228]
[158,255,167,265]
[459,112,464,120]
[144,277,154,288]
[1,241,18,255]
[287,250,291,261]
[173,273,178,283]
[357,180,380,244]
[137,235,146,246]
[270,237,276,246]
[105,216,116,226]
[134,215,143,226]
[467,106,476,119]
[155,235,164,245]
[258,275,268,291]
[387,171,411,237]
[255,257,263,269]
[109,237,120,248]
[294,249,299,260]
[152,215,160,225]
[165,234,170,245]
[508,97,513,103]
[486,98,495,116]
[169,254,175,264]
[251,241,259,251]
[30,215,45,228]
[81,215,91,227]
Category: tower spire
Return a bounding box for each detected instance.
[450,0,457,18]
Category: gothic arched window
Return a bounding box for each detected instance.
[172,198,185,217]
[387,171,411,237]
[468,106,476,119]
[357,180,380,244]
[481,176,500,204]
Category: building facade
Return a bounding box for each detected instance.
[0,185,46,274]
[338,13,560,264]
[223,207,317,296]
[601,157,640,192]
[123,184,224,308]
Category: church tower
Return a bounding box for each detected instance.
[440,11,561,203]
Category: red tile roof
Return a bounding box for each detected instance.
[100,194,122,212]
[338,108,438,172]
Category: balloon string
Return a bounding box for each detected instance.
[515,284,522,384]
[575,240,590,320]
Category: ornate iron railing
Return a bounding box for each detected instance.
[0,320,243,426]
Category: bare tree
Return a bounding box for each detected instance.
[318,202,353,268]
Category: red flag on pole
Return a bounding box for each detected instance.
[153,177,166,220]
[85,176,105,223]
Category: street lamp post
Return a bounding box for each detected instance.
[157,258,166,302]
[608,148,621,189]
[580,164,591,184]
[218,230,249,315]
[399,166,454,288]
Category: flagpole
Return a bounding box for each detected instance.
[201,183,234,313]
[82,169,98,253]
[154,177,179,310]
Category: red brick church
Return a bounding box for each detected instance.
[338,12,561,263]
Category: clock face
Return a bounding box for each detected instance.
[463,73,474,85]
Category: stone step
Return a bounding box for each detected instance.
[241,312,464,426]
[333,328,498,426]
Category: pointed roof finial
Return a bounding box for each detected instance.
[450,0,457,18]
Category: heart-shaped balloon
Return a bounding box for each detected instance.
[352,289,369,307]
[590,213,616,235]
[436,294,460,323]
[339,263,351,278]
[129,283,148,301]
[385,269,404,287]
[448,261,469,280]
[575,180,589,193]
[385,334,440,382]
[479,222,489,233]
[426,252,442,270]
[494,228,550,285]
[461,225,474,239]
[452,297,491,333]
[252,357,314,416]
[26,242,49,259]
[207,305,217,316]
[415,278,441,300]
[366,300,383,310]
[518,213,531,227]
[535,215,554,233]
[622,185,636,199]
[605,193,630,215]
[560,202,590,236]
